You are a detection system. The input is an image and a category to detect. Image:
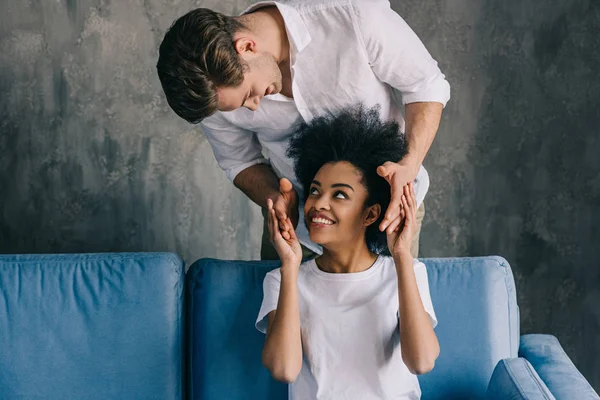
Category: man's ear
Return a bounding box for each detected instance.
[363,203,381,227]
[234,37,256,55]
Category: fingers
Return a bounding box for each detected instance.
[381,191,401,231]
[400,192,416,230]
[403,183,416,219]
[409,181,417,205]
[273,194,290,235]
[386,217,401,234]
[279,178,293,193]
[383,181,417,236]
[377,161,396,179]
[285,217,298,240]
[276,179,299,240]
[267,199,276,241]
[274,198,288,221]
[393,207,405,233]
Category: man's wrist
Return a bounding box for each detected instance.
[398,155,420,178]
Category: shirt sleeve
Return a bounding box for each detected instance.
[255,269,282,334]
[353,0,451,107]
[413,259,438,328]
[200,112,269,182]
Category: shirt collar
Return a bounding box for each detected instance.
[240,1,311,54]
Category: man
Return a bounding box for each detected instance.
[157,0,450,259]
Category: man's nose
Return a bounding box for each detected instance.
[245,96,260,111]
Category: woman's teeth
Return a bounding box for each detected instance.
[312,218,333,225]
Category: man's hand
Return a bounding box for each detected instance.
[377,159,419,234]
[272,178,299,241]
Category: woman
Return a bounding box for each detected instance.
[255,105,439,400]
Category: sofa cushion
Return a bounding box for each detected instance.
[519,334,600,399]
[486,358,556,399]
[0,253,184,400]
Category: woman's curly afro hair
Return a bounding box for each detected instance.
[286,104,408,255]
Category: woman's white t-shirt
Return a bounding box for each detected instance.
[256,256,437,400]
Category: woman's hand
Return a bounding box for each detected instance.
[268,198,303,267]
[386,182,418,258]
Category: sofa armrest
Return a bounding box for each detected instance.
[519,334,599,400]
[486,358,556,399]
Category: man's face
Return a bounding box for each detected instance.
[216,52,283,112]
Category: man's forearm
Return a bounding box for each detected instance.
[233,163,280,209]
[403,102,444,168]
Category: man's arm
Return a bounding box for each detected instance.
[233,163,281,209]
[234,165,299,236]
[377,102,443,233]
[201,114,298,232]
[354,1,450,231]
[403,102,444,173]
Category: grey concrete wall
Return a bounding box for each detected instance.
[403,0,600,391]
[0,0,598,392]
[0,0,264,262]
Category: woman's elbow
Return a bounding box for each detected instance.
[262,351,301,383]
[269,367,301,383]
[404,349,439,375]
[409,359,436,375]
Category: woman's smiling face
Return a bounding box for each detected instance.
[304,161,380,248]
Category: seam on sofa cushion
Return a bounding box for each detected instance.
[505,360,528,397]
[498,258,514,357]
[524,360,553,400]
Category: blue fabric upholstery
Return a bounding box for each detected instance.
[519,334,600,399]
[187,256,519,400]
[486,358,556,399]
[418,257,519,399]
[186,259,286,400]
[0,253,184,400]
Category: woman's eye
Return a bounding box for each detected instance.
[334,191,347,199]
[310,187,319,195]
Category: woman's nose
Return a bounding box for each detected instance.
[314,195,330,210]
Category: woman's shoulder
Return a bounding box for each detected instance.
[263,259,317,280]
[379,255,424,268]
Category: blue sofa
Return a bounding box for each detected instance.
[187,256,600,400]
[0,253,597,399]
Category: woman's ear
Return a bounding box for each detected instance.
[363,203,381,227]
[234,37,256,55]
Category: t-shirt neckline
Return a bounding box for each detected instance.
[308,255,384,281]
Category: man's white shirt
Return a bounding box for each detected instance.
[201,0,451,253]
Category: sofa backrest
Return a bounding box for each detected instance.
[187,256,519,400]
[418,257,519,399]
[0,252,184,400]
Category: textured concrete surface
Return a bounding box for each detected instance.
[402,0,600,391]
[0,0,263,262]
[0,0,598,391]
